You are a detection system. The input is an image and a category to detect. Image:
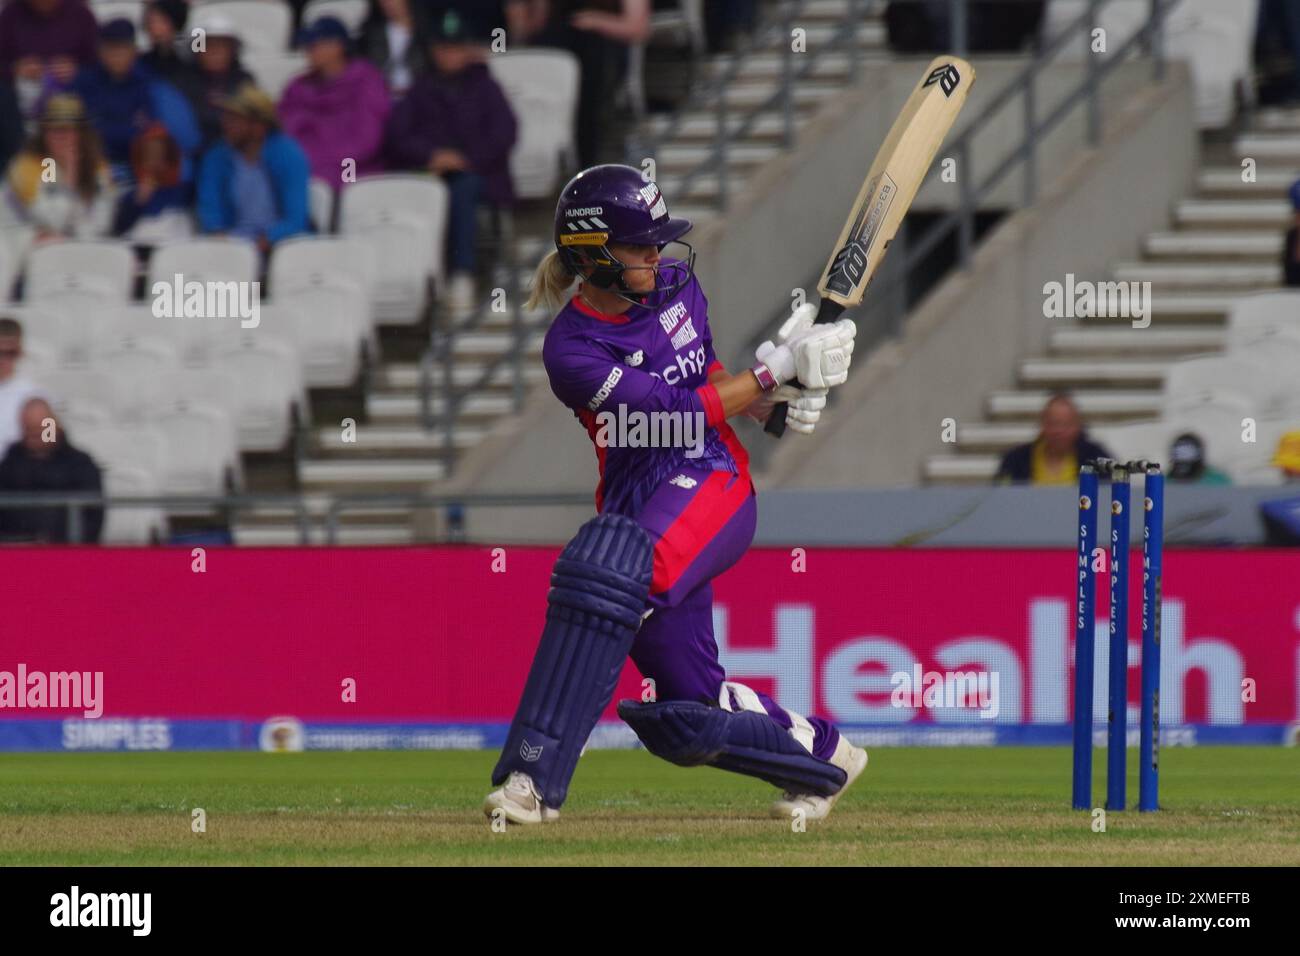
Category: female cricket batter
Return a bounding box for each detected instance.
[483,164,867,824]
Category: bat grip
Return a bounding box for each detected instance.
[763,298,845,438]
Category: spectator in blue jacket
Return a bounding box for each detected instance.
[196,83,310,252]
[385,8,516,317]
[73,19,200,185]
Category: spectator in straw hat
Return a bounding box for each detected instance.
[0,92,115,240]
[196,83,309,252]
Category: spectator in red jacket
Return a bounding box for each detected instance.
[280,16,391,190]
[385,7,516,317]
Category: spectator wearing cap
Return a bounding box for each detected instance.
[74,19,201,185]
[1167,432,1231,485]
[0,317,43,457]
[0,93,116,240]
[196,83,310,252]
[184,10,255,146]
[994,392,1113,485]
[359,0,433,97]
[141,0,199,87]
[0,0,99,130]
[0,397,103,544]
[385,7,517,317]
[279,17,390,190]
[112,122,193,241]
[1284,178,1300,288]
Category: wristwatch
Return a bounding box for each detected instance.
[750,361,780,392]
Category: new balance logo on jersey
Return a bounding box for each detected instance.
[624,349,644,366]
[587,366,623,410]
[669,475,698,489]
[658,301,687,334]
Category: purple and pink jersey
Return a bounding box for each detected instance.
[541,262,751,518]
[541,266,841,761]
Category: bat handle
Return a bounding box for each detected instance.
[764,298,845,438]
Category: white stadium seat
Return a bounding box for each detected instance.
[215,334,305,451]
[338,175,447,323]
[268,237,372,385]
[188,1,292,55]
[26,240,135,305]
[101,464,168,544]
[1161,354,1273,419]
[487,50,580,200]
[4,302,102,367]
[301,0,368,34]
[153,401,241,495]
[41,369,121,424]
[15,337,55,380]
[1225,291,1300,352]
[247,50,308,101]
[92,335,181,419]
[148,236,259,289]
[308,177,336,233]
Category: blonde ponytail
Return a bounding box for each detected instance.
[525,250,577,313]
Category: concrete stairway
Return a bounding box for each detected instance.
[233,1,890,543]
[924,107,1299,484]
[648,0,887,223]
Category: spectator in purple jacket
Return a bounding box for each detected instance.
[0,0,100,124]
[385,8,516,317]
[279,17,390,191]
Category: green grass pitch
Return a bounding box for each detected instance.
[1,748,1297,865]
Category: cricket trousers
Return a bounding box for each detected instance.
[626,465,841,763]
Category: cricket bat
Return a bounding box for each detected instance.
[766,55,975,437]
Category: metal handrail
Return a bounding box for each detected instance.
[0,491,595,545]
[743,0,1176,375]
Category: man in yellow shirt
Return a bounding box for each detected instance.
[994,393,1113,485]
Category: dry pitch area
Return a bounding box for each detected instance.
[0,748,1296,866]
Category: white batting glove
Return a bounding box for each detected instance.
[775,302,818,344]
[775,385,828,433]
[743,384,828,433]
[789,318,856,388]
[753,337,797,383]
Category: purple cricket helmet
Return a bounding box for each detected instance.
[553,164,695,304]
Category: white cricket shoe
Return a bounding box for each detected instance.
[483,771,560,825]
[770,734,868,822]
